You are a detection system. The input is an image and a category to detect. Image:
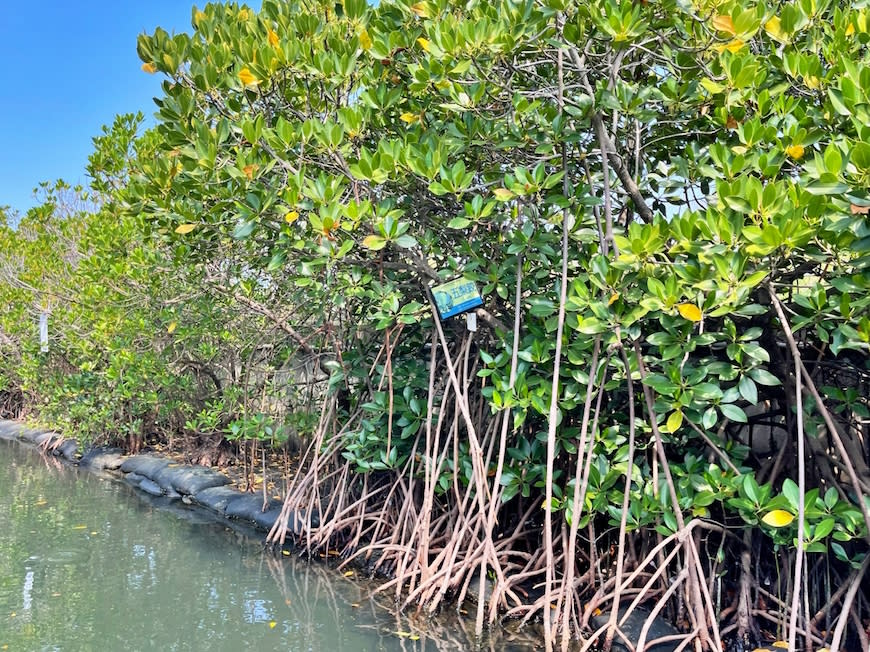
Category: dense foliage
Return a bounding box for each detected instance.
[2,0,870,648]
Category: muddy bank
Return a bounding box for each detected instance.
[0,419,315,539]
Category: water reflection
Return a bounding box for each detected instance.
[0,439,540,651]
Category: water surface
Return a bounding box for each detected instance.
[0,438,520,651]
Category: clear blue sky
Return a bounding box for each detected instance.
[0,2,198,216]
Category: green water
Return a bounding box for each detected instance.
[0,438,516,651]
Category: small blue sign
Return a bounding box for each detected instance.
[432,278,483,319]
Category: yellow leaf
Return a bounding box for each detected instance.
[281,550,290,556]
[804,75,820,89]
[399,112,419,124]
[410,635,420,641]
[677,303,703,322]
[141,62,157,74]
[410,2,430,18]
[268,621,276,629]
[785,144,805,160]
[772,642,790,649]
[284,210,299,224]
[268,29,279,48]
[359,28,372,51]
[243,164,258,179]
[845,22,855,36]
[167,322,177,334]
[239,67,259,87]
[343,570,354,577]
[764,16,787,42]
[238,8,250,21]
[712,14,736,35]
[608,293,620,306]
[175,223,197,234]
[417,37,430,52]
[666,410,684,433]
[714,38,745,53]
[762,510,795,528]
[193,10,206,26]
[492,188,515,201]
[351,603,360,608]
[395,631,414,638]
[72,525,87,530]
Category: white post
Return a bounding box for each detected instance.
[39,313,48,353]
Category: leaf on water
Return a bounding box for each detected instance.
[282,550,290,556]
[351,603,360,608]
[762,510,794,528]
[269,621,276,629]
[72,525,87,530]
[174,224,197,234]
[141,62,157,74]
[677,303,703,322]
[344,570,354,577]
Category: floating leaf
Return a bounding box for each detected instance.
[282,550,290,556]
[343,570,354,577]
[268,621,276,629]
[141,62,157,74]
[785,144,805,160]
[762,509,795,528]
[175,223,197,234]
[772,642,790,649]
[238,67,259,87]
[72,525,87,530]
[167,322,177,334]
[712,15,736,35]
[677,303,703,322]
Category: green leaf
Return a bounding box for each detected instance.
[738,376,757,404]
[362,234,387,250]
[748,368,781,386]
[720,403,747,423]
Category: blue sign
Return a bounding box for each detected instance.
[432,278,483,319]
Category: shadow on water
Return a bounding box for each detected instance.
[0,438,543,651]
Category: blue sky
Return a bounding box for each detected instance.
[0,2,198,216]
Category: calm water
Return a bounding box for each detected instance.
[0,438,520,651]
